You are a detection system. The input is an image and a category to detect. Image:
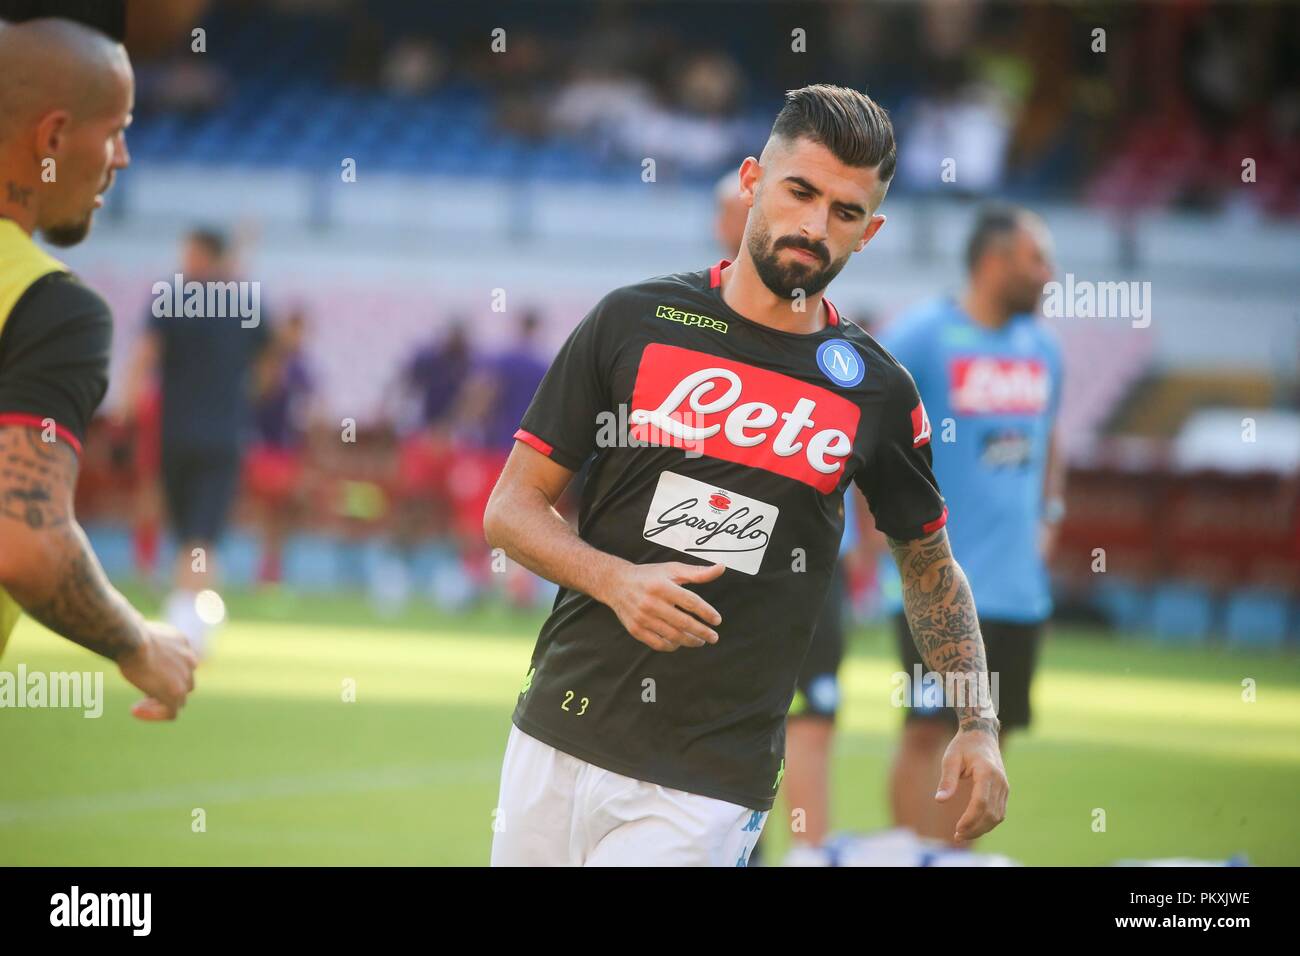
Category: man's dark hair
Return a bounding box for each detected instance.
[0,0,125,40]
[769,84,897,184]
[186,227,229,260]
[965,203,1029,274]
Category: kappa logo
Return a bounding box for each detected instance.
[655,304,728,334]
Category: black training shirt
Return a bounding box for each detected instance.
[510,260,946,810]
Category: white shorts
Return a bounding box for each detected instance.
[490,724,769,866]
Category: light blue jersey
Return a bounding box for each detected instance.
[879,298,1063,623]
[840,491,858,558]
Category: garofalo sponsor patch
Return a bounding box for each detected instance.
[642,470,777,575]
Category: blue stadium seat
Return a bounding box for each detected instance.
[282,534,342,591]
[1150,583,1215,644]
[217,531,260,589]
[84,525,135,581]
[1091,577,1152,633]
[406,542,448,585]
[1223,590,1291,650]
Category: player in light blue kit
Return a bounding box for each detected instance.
[880,204,1065,846]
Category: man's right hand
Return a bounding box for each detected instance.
[602,561,725,652]
[117,621,198,720]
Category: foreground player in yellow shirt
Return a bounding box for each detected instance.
[0,16,196,718]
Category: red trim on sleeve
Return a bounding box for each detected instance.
[0,413,82,456]
[922,507,948,534]
[513,428,554,458]
[709,258,732,288]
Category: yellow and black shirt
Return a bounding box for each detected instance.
[0,218,113,652]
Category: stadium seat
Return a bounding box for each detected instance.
[1223,590,1292,650]
[282,534,343,591]
[217,531,261,589]
[1150,583,1215,644]
[83,525,136,581]
[1091,578,1152,633]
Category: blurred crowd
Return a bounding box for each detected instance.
[133,0,1300,215]
[78,229,554,608]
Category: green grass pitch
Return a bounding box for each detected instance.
[2,587,1297,866]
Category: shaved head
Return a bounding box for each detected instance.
[0,17,133,245]
[0,18,128,139]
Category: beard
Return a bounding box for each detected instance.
[1007,282,1044,316]
[41,214,93,248]
[747,217,847,300]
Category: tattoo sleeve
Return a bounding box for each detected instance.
[0,425,142,660]
[887,528,999,735]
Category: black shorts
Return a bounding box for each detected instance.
[894,613,1044,731]
[789,564,847,722]
[161,445,241,543]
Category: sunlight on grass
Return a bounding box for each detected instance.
[4,607,1298,866]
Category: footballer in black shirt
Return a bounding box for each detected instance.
[485,85,1007,866]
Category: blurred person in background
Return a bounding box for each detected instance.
[895,3,1014,198]
[245,305,316,587]
[879,203,1064,846]
[389,319,473,549]
[0,13,196,719]
[449,309,549,606]
[716,169,859,866]
[123,227,271,657]
[128,373,163,577]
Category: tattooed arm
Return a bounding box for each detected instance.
[0,426,196,717]
[887,527,998,733]
[888,527,1009,840]
[0,426,144,657]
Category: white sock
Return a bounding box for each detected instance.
[783,843,832,867]
[163,589,211,658]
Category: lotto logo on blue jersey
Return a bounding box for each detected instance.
[815,339,865,388]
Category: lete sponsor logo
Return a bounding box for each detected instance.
[628,343,860,493]
[949,357,1049,415]
[642,470,777,575]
